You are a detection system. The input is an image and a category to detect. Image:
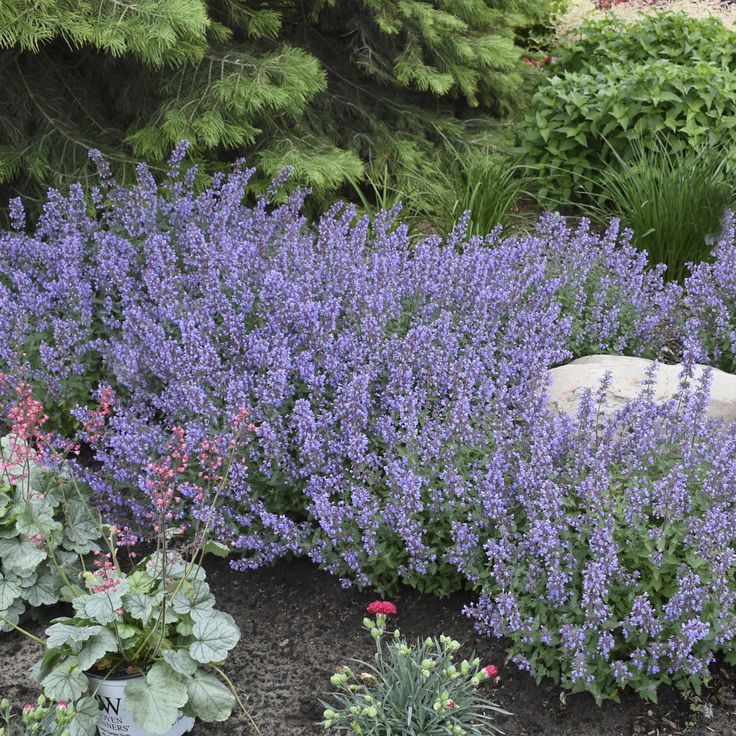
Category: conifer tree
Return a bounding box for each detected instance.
[0,1,556,209]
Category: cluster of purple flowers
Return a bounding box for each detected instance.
[0,148,678,592]
[465,365,736,702]
[684,214,736,373]
[3,148,736,700]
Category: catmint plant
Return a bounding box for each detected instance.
[322,601,508,735]
[0,147,678,595]
[466,364,736,703]
[684,213,736,373]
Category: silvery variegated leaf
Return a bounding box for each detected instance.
[45,623,103,649]
[15,495,61,539]
[172,579,215,622]
[185,671,236,721]
[62,499,101,554]
[189,611,240,664]
[163,648,199,676]
[41,656,89,702]
[125,591,163,625]
[124,661,188,734]
[0,538,46,576]
[73,582,128,625]
[17,570,38,589]
[0,573,21,609]
[67,695,100,736]
[0,594,25,630]
[76,629,118,671]
[145,553,206,581]
[23,567,59,607]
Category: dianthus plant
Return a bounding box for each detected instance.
[322,601,507,735]
[684,213,736,373]
[466,364,736,703]
[0,696,76,736]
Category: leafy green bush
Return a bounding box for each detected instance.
[0,434,100,632]
[525,59,736,201]
[555,12,736,72]
[523,13,736,203]
[585,140,734,282]
[0,0,558,213]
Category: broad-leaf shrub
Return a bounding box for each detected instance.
[523,14,736,201]
[466,367,736,703]
[525,60,736,201]
[684,215,736,372]
[556,13,736,72]
[0,153,679,596]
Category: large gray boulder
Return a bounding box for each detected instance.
[547,355,736,422]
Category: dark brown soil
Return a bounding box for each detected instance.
[1,557,735,736]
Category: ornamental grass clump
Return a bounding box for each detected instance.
[466,363,736,703]
[684,214,736,372]
[322,601,508,735]
[0,147,677,595]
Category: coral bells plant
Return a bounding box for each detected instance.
[466,364,736,703]
[0,380,101,631]
[26,423,254,735]
[321,601,508,734]
[0,386,254,735]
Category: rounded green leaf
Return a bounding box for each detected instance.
[124,662,188,734]
[163,649,198,677]
[186,671,235,722]
[171,579,215,622]
[76,629,118,671]
[46,623,102,649]
[67,695,100,736]
[0,573,21,610]
[41,656,88,702]
[189,611,240,664]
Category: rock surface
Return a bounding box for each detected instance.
[548,354,736,422]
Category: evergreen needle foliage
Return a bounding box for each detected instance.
[0,0,558,213]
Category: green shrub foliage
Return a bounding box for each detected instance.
[0,0,555,209]
[523,13,736,201]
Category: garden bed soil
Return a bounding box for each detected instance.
[1,557,735,736]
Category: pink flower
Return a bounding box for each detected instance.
[23,704,33,714]
[57,701,68,711]
[484,664,499,678]
[366,601,397,616]
[446,699,455,708]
